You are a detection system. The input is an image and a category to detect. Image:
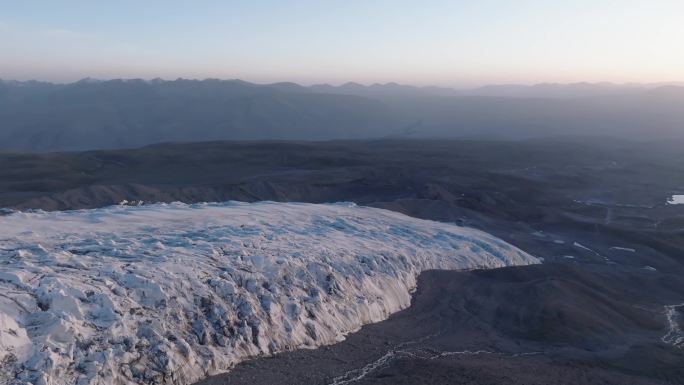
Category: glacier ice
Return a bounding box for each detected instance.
[0,201,539,385]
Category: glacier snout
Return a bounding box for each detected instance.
[0,202,539,385]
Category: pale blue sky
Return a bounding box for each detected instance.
[1,0,683,86]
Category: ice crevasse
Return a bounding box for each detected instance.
[0,202,539,385]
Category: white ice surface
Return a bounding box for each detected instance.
[668,195,684,205]
[662,303,684,348]
[0,202,538,385]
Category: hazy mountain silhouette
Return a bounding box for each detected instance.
[467,82,648,99]
[1,79,684,151]
[0,79,399,151]
[309,82,461,99]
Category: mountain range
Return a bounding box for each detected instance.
[1,78,684,151]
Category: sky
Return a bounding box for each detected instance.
[1,0,683,87]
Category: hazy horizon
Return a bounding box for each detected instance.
[2,1,683,87]
[3,77,684,90]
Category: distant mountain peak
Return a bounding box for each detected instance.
[75,77,104,84]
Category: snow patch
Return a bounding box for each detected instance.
[574,242,612,263]
[667,195,684,205]
[610,247,636,253]
[0,202,538,385]
[573,242,596,254]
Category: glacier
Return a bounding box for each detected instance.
[0,201,539,385]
